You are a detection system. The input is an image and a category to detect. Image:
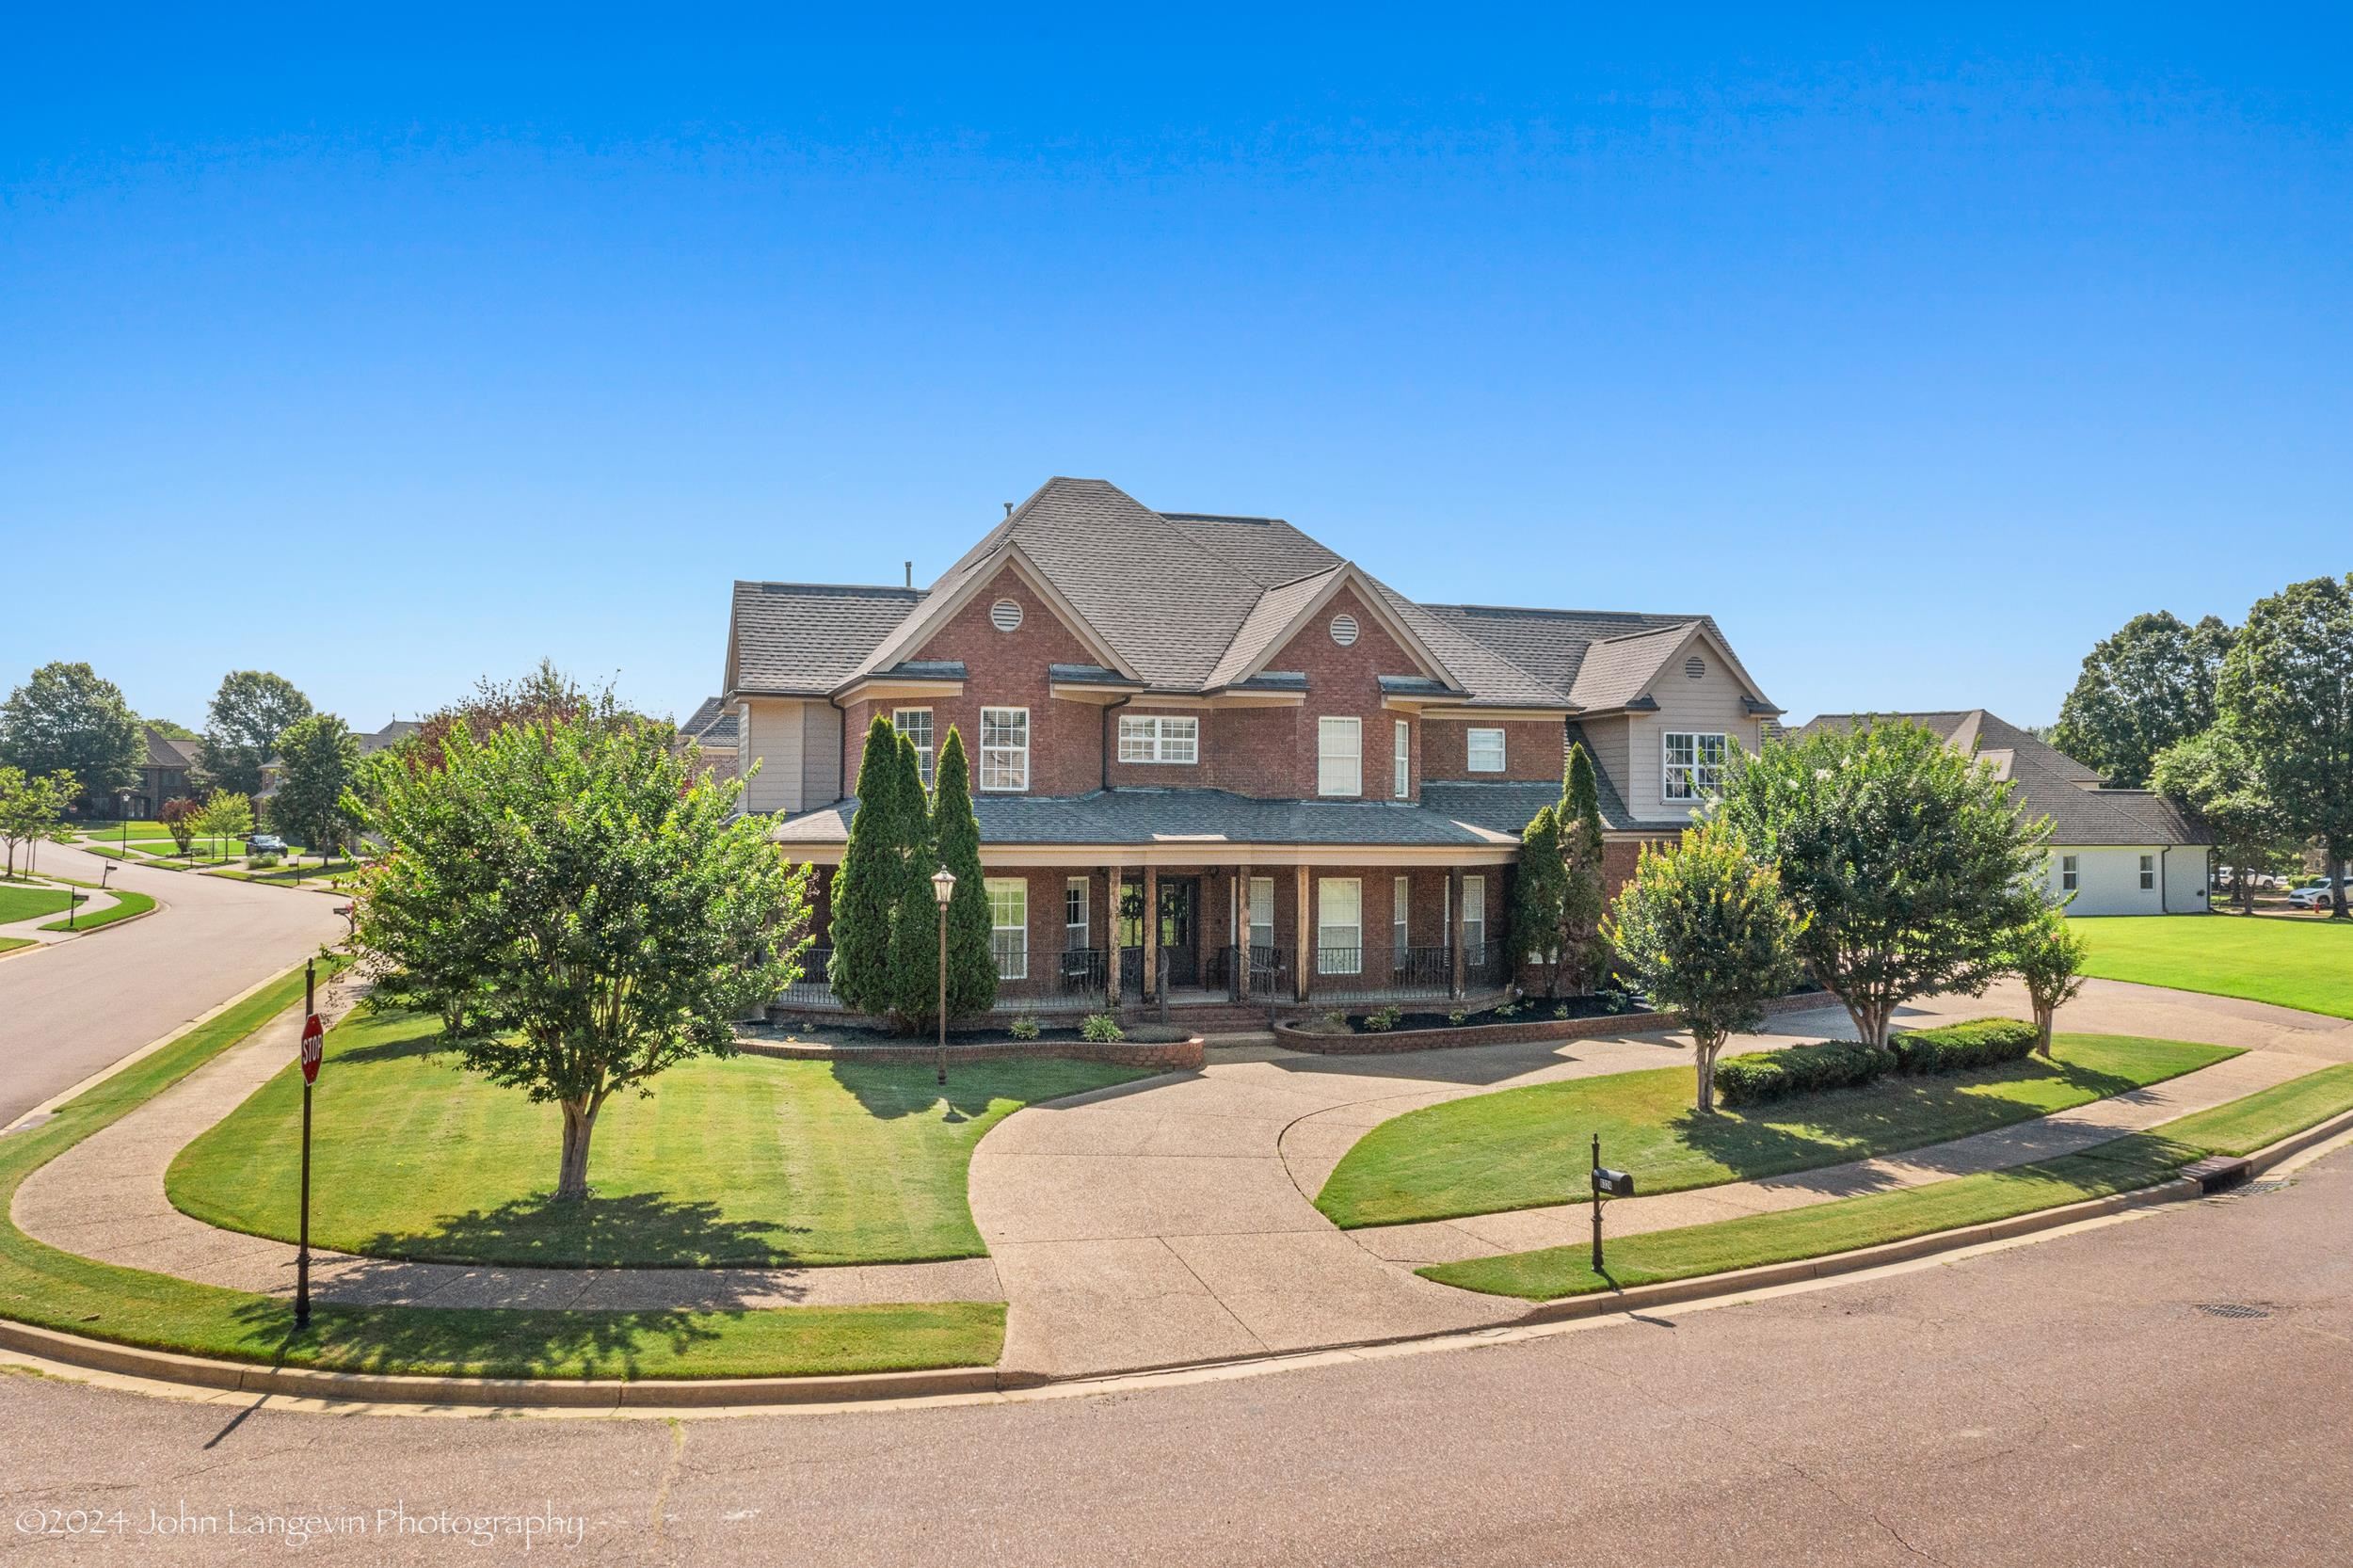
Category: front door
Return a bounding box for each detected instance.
[1159,878,1199,987]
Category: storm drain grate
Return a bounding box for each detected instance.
[2195,1303,2273,1320]
[2241,1179,2293,1196]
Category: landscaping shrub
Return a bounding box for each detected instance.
[1715,1040,1895,1107]
[1008,1014,1040,1041]
[1080,1013,1124,1044]
[1125,1024,1190,1045]
[1890,1018,2040,1076]
[1364,1004,1403,1032]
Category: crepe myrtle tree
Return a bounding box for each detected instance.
[190,789,252,859]
[0,766,78,879]
[159,795,202,855]
[1603,823,1806,1114]
[349,712,812,1201]
[2005,907,2089,1056]
[1711,720,2053,1048]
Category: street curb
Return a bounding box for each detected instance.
[9,1104,2349,1411]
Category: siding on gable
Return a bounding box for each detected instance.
[1621,655,1767,822]
[740,698,808,815]
[802,702,843,804]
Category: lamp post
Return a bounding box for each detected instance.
[931,866,956,1087]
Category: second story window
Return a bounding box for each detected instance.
[1663,731,1727,800]
[981,707,1030,792]
[1393,719,1410,798]
[1318,716,1361,796]
[893,708,935,787]
[1117,714,1198,764]
[1467,727,1506,773]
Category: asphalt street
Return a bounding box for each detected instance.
[4,1139,2347,1565]
[0,837,345,1125]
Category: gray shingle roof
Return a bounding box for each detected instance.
[729,582,926,696]
[1420,605,1712,698]
[680,697,737,747]
[1795,710,2212,848]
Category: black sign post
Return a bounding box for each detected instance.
[295,960,320,1330]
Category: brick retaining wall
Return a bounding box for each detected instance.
[1273,989,1833,1055]
[737,1034,1205,1071]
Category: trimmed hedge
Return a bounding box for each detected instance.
[1715,1018,2040,1107]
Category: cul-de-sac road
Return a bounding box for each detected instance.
[0,839,344,1126]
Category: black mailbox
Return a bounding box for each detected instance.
[1593,1167,1635,1199]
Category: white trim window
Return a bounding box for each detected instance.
[1064,876,1089,951]
[1318,877,1362,974]
[1117,713,1198,764]
[980,707,1030,792]
[1248,875,1275,952]
[1318,716,1362,796]
[1466,727,1506,774]
[2060,855,2080,893]
[1392,874,1410,963]
[1393,719,1411,798]
[2138,854,2156,891]
[1663,731,1728,801]
[892,708,935,788]
[987,878,1029,980]
[1463,875,1486,955]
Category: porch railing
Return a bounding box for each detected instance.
[776,946,841,1011]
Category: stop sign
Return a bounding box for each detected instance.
[299,1014,324,1085]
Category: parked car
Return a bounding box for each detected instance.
[2287,878,2347,910]
[245,833,289,855]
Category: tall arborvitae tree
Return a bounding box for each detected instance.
[830,716,914,1013]
[1558,742,1610,994]
[933,728,998,1020]
[886,733,944,1029]
[1511,806,1567,997]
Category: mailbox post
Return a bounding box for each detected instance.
[1591,1133,1635,1273]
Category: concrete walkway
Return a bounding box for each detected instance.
[10,996,1001,1312]
[970,977,2353,1379]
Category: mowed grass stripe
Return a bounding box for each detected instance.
[1423,1062,2353,1302]
[2074,915,2353,1020]
[1317,1033,2235,1229]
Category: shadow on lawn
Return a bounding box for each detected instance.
[825,1057,1110,1125]
[229,1293,725,1380]
[356,1190,811,1271]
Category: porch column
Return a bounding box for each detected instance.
[1448,866,1466,1000]
[1104,857,1122,1002]
[1231,859,1251,1001]
[1143,864,1160,1001]
[1293,864,1312,1002]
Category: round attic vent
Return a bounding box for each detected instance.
[990,599,1024,633]
[1330,613,1360,648]
[1685,654,1705,680]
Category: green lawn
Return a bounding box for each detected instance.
[0,886,72,923]
[206,856,361,885]
[0,936,32,956]
[0,966,1005,1379]
[171,1008,1146,1268]
[138,839,245,864]
[1316,1032,2236,1229]
[1423,1061,2353,1301]
[2074,916,2353,1019]
[40,889,156,933]
[75,820,168,840]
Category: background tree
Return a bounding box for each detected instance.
[350,712,811,1200]
[2217,575,2353,919]
[271,713,362,861]
[2051,611,2234,786]
[160,795,201,854]
[1713,720,2051,1048]
[2147,728,2285,913]
[931,728,997,1020]
[1603,824,1805,1113]
[2004,908,2089,1056]
[201,670,312,798]
[1510,805,1566,997]
[407,657,595,766]
[0,766,78,879]
[0,661,142,812]
[1558,742,1610,994]
[828,715,919,1014]
[884,733,943,1029]
[191,790,253,858]
[145,717,199,741]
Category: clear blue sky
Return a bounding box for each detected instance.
[6,9,2347,732]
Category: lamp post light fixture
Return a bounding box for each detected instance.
[931,866,956,1087]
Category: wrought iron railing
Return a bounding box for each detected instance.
[776,946,841,1011]
[1058,946,1112,999]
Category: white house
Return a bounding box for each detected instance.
[1798,710,2212,918]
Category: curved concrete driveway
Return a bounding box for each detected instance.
[969,978,2353,1380]
[0,837,345,1126]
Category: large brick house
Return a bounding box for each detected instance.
[722,477,1780,1019]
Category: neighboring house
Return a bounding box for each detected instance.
[722,476,1782,1018]
[679,696,741,785]
[1797,710,2212,918]
[255,719,421,804]
[130,726,201,818]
